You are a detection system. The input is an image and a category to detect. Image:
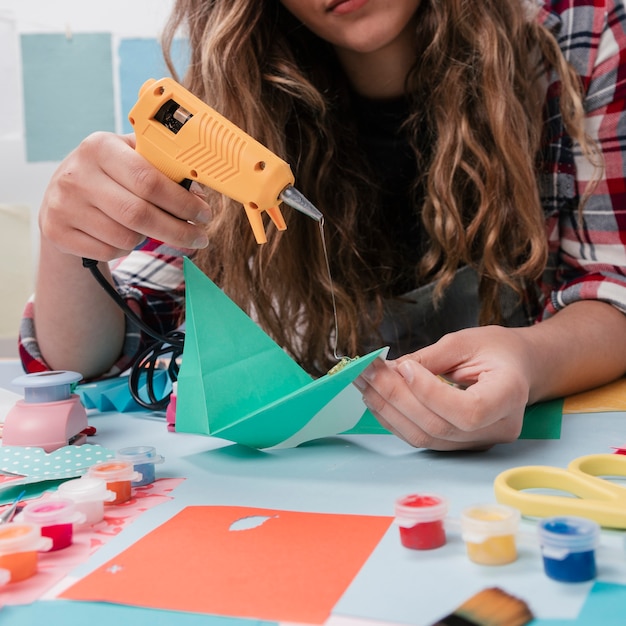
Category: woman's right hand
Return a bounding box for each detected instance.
[39,131,212,261]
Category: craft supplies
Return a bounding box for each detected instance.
[460,504,520,565]
[394,493,448,550]
[18,498,85,551]
[86,460,142,504]
[116,446,164,486]
[3,370,89,452]
[0,523,52,582]
[428,586,533,626]
[57,476,116,524]
[0,490,25,524]
[538,515,601,583]
[494,453,626,529]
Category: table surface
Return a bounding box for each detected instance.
[0,359,624,625]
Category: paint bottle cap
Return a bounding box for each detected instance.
[57,476,117,503]
[87,459,142,483]
[538,516,601,559]
[11,370,83,403]
[18,497,86,526]
[394,494,448,527]
[116,445,164,466]
[460,503,520,543]
[0,523,53,555]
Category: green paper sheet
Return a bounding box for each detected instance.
[176,258,385,448]
[342,399,563,439]
[176,258,562,448]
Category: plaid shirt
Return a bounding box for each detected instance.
[19,0,626,375]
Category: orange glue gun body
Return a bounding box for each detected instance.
[128,77,299,244]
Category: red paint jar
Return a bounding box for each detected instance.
[395,493,448,550]
[18,498,85,551]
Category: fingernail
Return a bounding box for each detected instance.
[398,361,415,384]
[194,209,212,225]
[192,233,209,248]
[354,376,366,391]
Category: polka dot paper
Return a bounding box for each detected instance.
[0,444,114,487]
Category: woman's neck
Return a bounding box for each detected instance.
[333,20,416,99]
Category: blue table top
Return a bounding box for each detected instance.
[0,360,625,625]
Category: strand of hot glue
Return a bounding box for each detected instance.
[317,219,360,374]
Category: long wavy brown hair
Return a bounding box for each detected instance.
[161,0,597,375]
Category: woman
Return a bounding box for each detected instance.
[20,0,626,450]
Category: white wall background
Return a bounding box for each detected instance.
[0,0,174,356]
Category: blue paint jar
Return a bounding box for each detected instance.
[116,446,164,486]
[538,516,600,583]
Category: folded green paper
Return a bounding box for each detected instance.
[175,258,385,448]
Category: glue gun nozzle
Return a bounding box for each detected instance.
[280,186,323,222]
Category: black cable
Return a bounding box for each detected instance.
[82,257,184,410]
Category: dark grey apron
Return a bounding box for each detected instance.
[362,265,532,359]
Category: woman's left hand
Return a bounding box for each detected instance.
[354,325,535,451]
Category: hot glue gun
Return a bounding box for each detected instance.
[128,77,322,243]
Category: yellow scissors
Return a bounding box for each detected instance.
[494,454,626,529]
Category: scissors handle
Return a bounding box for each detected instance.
[568,453,626,477]
[494,456,626,529]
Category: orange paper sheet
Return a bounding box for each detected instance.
[62,505,393,624]
[564,377,626,414]
[0,478,183,608]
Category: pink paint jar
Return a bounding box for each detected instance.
[18,498,86,551]
[57,476,117,524]
[87,460,142,504]
[0,523,52,582]
[395,493,448,550]
[165,381,177,432]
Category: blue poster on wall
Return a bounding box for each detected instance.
[119,37,189,134]
[21,33,115,162]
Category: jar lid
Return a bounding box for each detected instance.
[395,493,448,526]
[19,497,84,525]
[116,446,164,465]
[57,476,116,502]
[87,460,141,482]
[538,516,600,554]
[460,503,520,541]
[0,523,53,554]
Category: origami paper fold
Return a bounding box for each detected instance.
[76,371,170,413]
[175,258,385,448]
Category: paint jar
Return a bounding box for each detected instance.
[87,460,142,504]
[0,523,53,582]
[18,498,86,551]
[57,476,117,524]
[116,445,164,486]
[538,516,601,583]
[461,503,520,565]
[394,493,448,550]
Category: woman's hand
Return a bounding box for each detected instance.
[39,131,212,261]
[355,325,536,451]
